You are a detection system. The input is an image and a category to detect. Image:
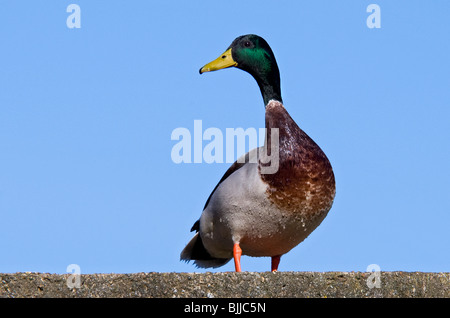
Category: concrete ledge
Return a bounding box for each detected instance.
[1,272,449,298]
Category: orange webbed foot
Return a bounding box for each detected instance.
[233,243,242,272]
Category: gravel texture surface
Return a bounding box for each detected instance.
[1,271,449,298]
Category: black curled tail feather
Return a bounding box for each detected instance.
[180,233,231,269]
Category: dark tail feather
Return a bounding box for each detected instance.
[180,233,231,268]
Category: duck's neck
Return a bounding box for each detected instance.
[259,79,283,106]
[250,64,282,106]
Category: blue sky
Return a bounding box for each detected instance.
[0,1,449,274]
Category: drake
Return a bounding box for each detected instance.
[180,34,335,272]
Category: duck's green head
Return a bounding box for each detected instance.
[200,34,282,106]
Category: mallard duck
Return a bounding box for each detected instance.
[180,34,335,272]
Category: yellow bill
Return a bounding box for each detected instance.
[199,48,238,74]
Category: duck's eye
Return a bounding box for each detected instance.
[244,41,252,48]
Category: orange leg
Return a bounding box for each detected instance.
[233,243,242,272]
[271,255,281,272]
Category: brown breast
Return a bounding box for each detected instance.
[259,101,336,219]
